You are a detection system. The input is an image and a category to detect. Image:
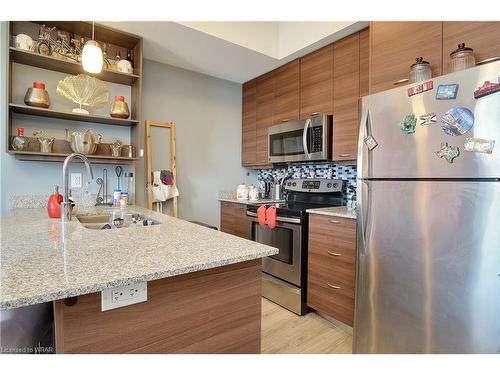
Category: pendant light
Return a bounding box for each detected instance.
[82,22,103,74]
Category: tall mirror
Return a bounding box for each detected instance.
[145,120,178,217]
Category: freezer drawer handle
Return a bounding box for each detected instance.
[326,283,341,290]
[393,78,409,85]
[339,153,352,157]
[327,251,342,257]
[328,220,341,224]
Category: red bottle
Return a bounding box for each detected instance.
[47,185,63,218]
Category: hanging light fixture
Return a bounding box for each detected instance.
[82,22,103,74]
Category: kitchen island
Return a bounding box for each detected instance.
[0,206,277,353]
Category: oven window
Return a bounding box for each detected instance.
[269,129,304,157]
[252,222,293,264]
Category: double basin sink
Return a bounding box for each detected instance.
[76,211,161,230]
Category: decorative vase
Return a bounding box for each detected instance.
[24,82,50,108]
[110,140,123,157]
[11,127,28,151]
[110,96,130,119]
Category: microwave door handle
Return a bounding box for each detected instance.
[302,118,312,160]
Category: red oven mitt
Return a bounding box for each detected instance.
[257,205,267,226]
[266,206,277,229]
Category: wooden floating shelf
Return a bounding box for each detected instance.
[9,47,140,85]
[8,150,138,165]
[10,103,139,127]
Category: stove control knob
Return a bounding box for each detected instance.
[287,182,292,186]
[292,182,297,187]
[333,183,338,188]
[327,183,332,188]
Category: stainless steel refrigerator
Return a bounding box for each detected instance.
[354,61,500,353]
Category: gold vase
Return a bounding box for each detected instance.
[110,96,130,119]
[24,82,50,108]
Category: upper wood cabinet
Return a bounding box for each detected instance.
[333,33,360,161]
[274,60,300,123]
[242,80,257,166]
[359,28,370,98]
[256,72,275,165]
[443,22,500,74]
[300,44,334,119]
[370,22,443,94]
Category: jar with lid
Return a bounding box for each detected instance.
[124,172,135,205]
[11,127,28,151]
[113,189,122,207]
[450,43,475,72]
[409,57,432,83]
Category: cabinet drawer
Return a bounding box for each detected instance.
[307,273,355,326]
[309,214,356,256]
[308,251,355,288]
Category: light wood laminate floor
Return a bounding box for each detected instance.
[261,298,353,354]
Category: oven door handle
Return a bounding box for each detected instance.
[246,211,301,224]
[302,118,312,160]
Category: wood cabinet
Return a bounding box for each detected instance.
[370,22,443,94]
[220,201,250,240]
[255,72,275,165]
[333,33,360,161]
[443,22,500,74]
[273,60,300,123]
[359,28,370,98]
[242,80,257,166]
[307,214,356,326]
[300,44,334,119]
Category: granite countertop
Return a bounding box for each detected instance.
[218,198,284,205]
[0,206,278,310]
[306,206,357,219]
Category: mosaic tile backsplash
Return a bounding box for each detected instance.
[257,162,357,202]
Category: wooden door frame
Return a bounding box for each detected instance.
[145,120,178,217]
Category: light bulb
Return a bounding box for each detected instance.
[82,40,103,74]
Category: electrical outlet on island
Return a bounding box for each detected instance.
[101,282,147,311]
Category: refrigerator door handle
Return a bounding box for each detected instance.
[357,102,371,179]
[356,179,371,256]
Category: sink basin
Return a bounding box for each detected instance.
[76,212,161,230]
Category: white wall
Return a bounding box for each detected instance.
[139,59,252,227]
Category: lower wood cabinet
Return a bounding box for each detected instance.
[220,201,250,240]
[307,214,356,326]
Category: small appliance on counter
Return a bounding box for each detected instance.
[247,178,345,315]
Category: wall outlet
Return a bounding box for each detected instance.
[70,173,82,188]
[101,282,147,311]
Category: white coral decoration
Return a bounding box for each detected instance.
[56,74,109,111]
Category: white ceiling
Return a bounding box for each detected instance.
[101,21,368,83]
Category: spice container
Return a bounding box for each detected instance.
[124,172,135,205]
[450,43,475,72]
[120,192,128,207]
[113,189,122,207]
[409,57,432,83]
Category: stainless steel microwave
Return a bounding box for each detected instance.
[268,114,332,163]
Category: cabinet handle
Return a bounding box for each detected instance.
[339,153,352,157]
[329,220,341,224]
[393,78,409,85]
[281,119,290,123]
[326,283,341,290]
[327,251,342,257]
[310,112,320,116]
[476,57,500,66]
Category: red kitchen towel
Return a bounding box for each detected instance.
[266,206,277,229]
[257,205,267,226]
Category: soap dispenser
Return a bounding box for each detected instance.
[47,185,63,218]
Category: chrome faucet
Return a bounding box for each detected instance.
[61,153,94,222]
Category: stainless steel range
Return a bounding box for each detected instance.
[247,178,344,315]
